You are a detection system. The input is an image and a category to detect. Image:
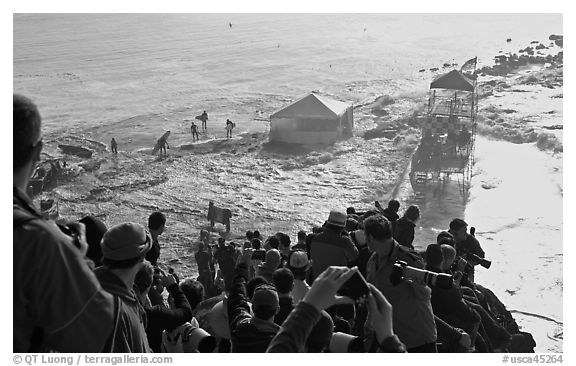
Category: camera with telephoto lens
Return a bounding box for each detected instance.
[466,253,491,269]
[329,332,365,353]
[390,260,453,289]
[187,327,217,353]
[452,254,491,275]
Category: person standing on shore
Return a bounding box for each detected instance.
[226,119,235,139]
[111,137,118,154]
[14,94,114,352]
[200,111,208,130]
[191,122,199,142]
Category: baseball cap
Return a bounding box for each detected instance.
[101,222,152,261]
[288,250,310,271]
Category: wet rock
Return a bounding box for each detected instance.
[364,128,398,140]
[519,47,534,55]
[554,38,563,47]
[58,144,93,158]
[79,160,102,172]
[549,34,563,41]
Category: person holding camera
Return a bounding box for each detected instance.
[266,266,406,353]
[14,94,115,352]
[425,244,480,352]
[441,244,512,351]
[448,219,485,281]
[363,214,438,352]
[134,264,193,353]
[227,248,281,352]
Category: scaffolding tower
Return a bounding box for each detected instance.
[410,67,478,204]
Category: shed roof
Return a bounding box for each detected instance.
[430,70,475,92]
[271,93,351,119]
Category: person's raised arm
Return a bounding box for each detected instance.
[227,249,254,331]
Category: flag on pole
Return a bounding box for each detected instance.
[460,57,477,74]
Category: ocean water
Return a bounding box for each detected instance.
[14,13,563,352]
[14,13,562,141]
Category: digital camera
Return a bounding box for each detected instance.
[337,267,370,303]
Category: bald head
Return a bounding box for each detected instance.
[440,244,457,271]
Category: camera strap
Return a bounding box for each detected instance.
[102,295,121,352]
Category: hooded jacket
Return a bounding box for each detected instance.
[95,267,150,353]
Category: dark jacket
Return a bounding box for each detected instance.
[381,208,400,233]
[309,228,358,282]
[267,301,406,353]
[434,315,467,352]
[195,250,213,273]
[228,263,280,352]
[274,296,295,326]
[13,187,114,353]
[95,268,150,353]
[457,234,485,259]
[145,239,161,267]
[426,265,480,330]
[144,283,192,353]
[366,241,436,349]
[394,218,416,249]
